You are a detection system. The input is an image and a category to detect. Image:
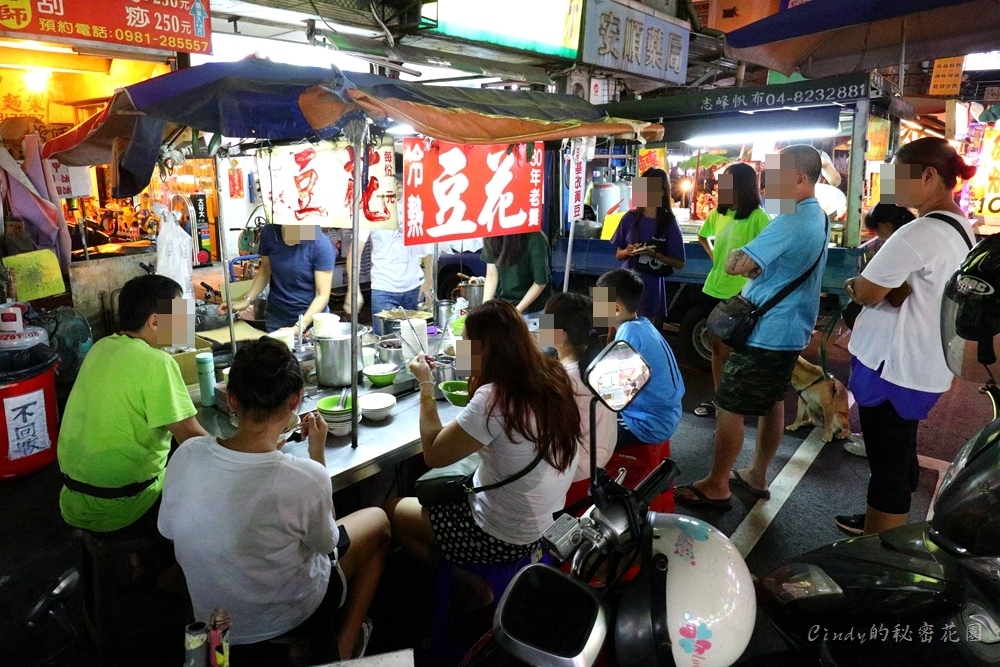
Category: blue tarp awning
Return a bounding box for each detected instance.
[724,0,1000,78]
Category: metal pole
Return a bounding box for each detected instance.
[846,99,869,249]
[214,154,238,362]
[345,120,368,449]
[561,139,574,293]
[898,18,906,94]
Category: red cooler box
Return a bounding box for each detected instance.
[0,330,60,479]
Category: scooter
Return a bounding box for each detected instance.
[463,339,756,666]
[757,250,1000,667]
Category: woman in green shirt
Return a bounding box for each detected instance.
[481,231,553,316]
[694,162,771,417]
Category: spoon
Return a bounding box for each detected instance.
[338,386,348,410]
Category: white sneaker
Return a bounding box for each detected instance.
[843,438,867,458]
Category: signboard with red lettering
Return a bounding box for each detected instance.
[256,138,398,230]
[47,160,92,198]
[0,0,212,54]
[569,139,585,223]
[402,138,545,246]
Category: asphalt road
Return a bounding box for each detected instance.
[0,323,992,666]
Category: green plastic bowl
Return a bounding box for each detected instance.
[363,363,399,387]
[439,380,470,407]
[317,395,352,412]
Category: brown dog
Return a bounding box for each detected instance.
[786,356,851,442]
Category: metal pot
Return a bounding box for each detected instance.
[373,310,433,336]
[459,282,484,309]
[435,300,456,329]
[573,219,604,240]
[313,324,372,387]
[431,354,458,399]
[375,335,406,367]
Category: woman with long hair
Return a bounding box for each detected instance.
[540,292,616,502]
[693,162,771,418]
[385,300,580,571]
[836,137,976,537]
[610,167,686,327]
[482,231,554,316]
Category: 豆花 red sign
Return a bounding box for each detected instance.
[402,138,544,246]
[0,0,212,55]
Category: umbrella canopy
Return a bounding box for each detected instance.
[724,0,1000,79]
[44,59,661,196]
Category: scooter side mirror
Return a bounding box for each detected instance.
[582,339,650,413]
[494,564,606,667]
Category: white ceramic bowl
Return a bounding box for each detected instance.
[312,313,342,338]
[358,392,397,411]
[328,421,352,436]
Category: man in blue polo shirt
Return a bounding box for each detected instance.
[676,145,829,509]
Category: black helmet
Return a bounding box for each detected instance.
[941,234,1000,383]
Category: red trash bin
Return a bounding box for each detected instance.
[0,335,60,480]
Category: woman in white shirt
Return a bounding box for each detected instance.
[159,338,390,661]
[385,300,580,569]
[540,292,617,505]
[838,138,976,537]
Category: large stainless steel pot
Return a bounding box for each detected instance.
[313,324,372,387]
[459,282,484,309]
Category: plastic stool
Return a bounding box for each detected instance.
[607,440,674,513]
[564,441,673,514]
[79,531,191,657]
[430,553,541,665]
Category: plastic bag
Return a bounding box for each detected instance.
[156,212,194,299]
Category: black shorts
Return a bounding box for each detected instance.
[275,526,351,641]
[715,346,799,416]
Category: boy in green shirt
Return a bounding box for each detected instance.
[58,274,207,538]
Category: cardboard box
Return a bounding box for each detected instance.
[165,336,213,386]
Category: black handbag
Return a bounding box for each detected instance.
[707,219,829,350]
[415,451,543,507]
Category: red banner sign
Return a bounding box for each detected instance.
[0,0,212,54]
[402,138,544,246]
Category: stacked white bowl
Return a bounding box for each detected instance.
[399,318,428,360]
[358,392,396,421]
[317,402,353,436]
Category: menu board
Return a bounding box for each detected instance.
[0,0,213,54]
[402,138,544,246]
[256,138,398,230]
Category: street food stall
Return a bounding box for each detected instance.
[41,58,662,484]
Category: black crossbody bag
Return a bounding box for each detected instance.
[415,451,544,507]
[707,219,829,350]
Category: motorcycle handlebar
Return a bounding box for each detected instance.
[634,458,680,506]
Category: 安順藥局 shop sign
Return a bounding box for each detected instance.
[402,138,545,247]
[0,0,212,54]
[582,0,690,85]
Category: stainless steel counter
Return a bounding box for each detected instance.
[192,383,464,493]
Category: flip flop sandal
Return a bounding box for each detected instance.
[730,470,771,500]
[674,484,732,510]
[693,402,716,418]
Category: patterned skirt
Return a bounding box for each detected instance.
[428,498,539,565]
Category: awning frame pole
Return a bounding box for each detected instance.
[214,153,238,363]
[561,139,574,293]
[345,119,368,449]
[846,99,868,249]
